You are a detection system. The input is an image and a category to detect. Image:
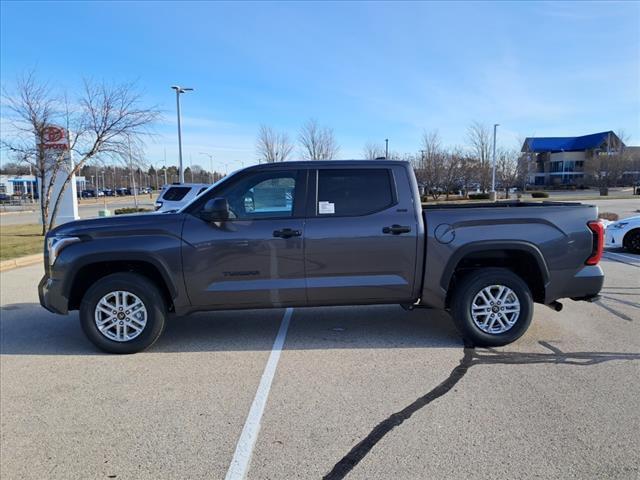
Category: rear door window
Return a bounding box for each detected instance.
[162,187,191,201]
[317,169,394,216]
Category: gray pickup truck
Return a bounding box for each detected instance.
[39,160,604,353]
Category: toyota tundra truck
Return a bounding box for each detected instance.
[39,160,604,353]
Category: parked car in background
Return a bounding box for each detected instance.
[0,193,11,203]
[81,189,97,198]
[102,189,114,197]
[96,190,105,197]
[155,183,209,212]
[115,187,130,196]
[605,215,640,253]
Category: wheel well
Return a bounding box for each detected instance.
[623,228,640,245]
[445,249,546,308]
[67,261,175,311]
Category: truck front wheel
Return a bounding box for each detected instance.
[79,273,167,354]
[451,268,533,347]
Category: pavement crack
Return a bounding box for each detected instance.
[323,342,640,480]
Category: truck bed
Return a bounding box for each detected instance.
[422,200,588,210]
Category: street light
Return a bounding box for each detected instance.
[199,152,214,183]
[127,135,139,208]
[491,123,500,197]
[385,139,389,159]
[171,85,194,183]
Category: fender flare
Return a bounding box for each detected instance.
[440,240,550,291]
[62,251,179,301]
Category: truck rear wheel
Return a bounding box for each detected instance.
[451,268,533,347]
[79,273,166,354]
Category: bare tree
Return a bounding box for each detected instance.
[424,131,445,200]
[1,72,160,233]
[586,131,630,195]
[441,149,464,200]
[456,154,478,197]
[466,121,492,192]
[298,118,339,160]
[2,72,68,234]
[496,148,521,198]
[416,130,446,200]
[256,125,294,163]
[363,141,385,160]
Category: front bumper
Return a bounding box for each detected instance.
[38,274,69,315]
[605,228,624,248]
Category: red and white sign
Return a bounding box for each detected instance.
[40,125,69,150]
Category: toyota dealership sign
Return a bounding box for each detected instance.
[39,125,79,225]
[39,125,69,151]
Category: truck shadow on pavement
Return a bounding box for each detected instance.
[0,304,460,355]
[323,341,640,480]
[594,285,640,322]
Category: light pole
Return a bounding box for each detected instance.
[127,136,139,208]
[491,123,499,199]
[171,85,194,183]
[200,152,214,183]
[385,139,389,159]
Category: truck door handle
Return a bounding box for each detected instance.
[382,224,411,235]
[273,228,301,239]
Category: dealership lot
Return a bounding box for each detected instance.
[1,254,639,479]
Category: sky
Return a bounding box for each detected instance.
[1,0,639,170]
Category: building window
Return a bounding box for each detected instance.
[550,161,563,173]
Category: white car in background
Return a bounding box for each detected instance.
[155,183,209,213]
[605,215,640,254]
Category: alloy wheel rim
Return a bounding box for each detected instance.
[471,285,520,334]
[94,290,148,342]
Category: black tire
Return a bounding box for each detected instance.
[79,273,166,354]
[451,268,533,347]
[623,229,640,254]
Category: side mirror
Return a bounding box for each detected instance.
[202,197,229,222]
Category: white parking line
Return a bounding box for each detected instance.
[224,307,293,480]
[603,251,640,266]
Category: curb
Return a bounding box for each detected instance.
[0,210,37,216]
[0,253,43,272]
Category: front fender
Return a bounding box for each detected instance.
[53,234,185,307]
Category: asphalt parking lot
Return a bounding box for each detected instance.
[1,252,639,479]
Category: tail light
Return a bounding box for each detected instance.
[586,220,604,265]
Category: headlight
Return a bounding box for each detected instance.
[612,222,628,229]
[47,235,81,267]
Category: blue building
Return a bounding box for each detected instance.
[0,174,86,198]
[521,131,624,187]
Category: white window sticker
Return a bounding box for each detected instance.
[318,201,335,214]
